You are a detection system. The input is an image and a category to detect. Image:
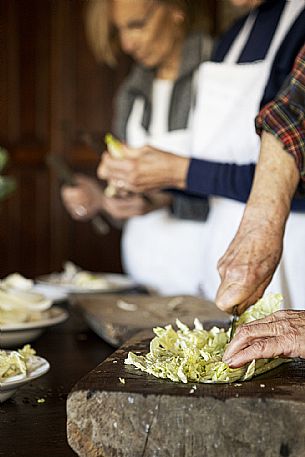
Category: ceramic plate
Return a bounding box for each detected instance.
[0,355,50,402]
[32,284,68,303]
[37,273,137,294]
[0,306,68,348]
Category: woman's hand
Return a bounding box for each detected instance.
[97,145,189,193]
[223,310,305,367]
[61,174,105,221]
[102,191,172,220]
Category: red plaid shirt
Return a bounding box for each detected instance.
[256,44,305,181]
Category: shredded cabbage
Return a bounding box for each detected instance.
[0,274,52,324]
[56,262,108,290]
[125,293,287,383]
[0,345,36,381]
[72,272,108,289]
[1,273,33,291]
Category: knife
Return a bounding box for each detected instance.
[228,305,238,343]
[46,155,110,235]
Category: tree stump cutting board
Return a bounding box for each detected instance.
[67,331,305,457]
[70,294,228,346]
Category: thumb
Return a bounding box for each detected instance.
[122,145,142,159]
[215,282,248,314]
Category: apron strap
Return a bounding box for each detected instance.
[265,0,305,64]
[224,12,257,64]
[225,0,305,65]
[188,35,213,120]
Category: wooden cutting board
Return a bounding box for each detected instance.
[70,294,228,346]
[67,331,305,457]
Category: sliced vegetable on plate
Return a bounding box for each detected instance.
[0,345,50,402]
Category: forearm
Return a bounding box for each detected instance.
[216,132,300,313]
[241,132,299,231]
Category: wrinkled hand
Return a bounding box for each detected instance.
[223,310,305,367]
[61,174,104,221]
[216,217,284,315]
[216,132,299,315]
[97,145,189,193]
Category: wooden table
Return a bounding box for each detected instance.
[0,303,114,457]
[67,332,305,457]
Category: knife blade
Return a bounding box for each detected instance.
[228,305,238,343]
[46,154,110,235]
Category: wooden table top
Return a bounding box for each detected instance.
[72,330,305,402]
[0,304,114,457]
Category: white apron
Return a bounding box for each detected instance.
[122,80,210,295]
[191,0,305,308]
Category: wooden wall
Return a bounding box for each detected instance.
[0,0,242,279]
[0,0,129,277]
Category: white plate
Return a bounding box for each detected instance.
[0,355,50,402]
[0,306,68,348]
[32,284,68,303]
[37,273,137,294]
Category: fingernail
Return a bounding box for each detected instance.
[223,357,232,365]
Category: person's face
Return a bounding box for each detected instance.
[110,0,184,68]
[230,0,263,7]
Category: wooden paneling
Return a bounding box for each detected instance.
[0,0,52,278]
[0,0,241,279]
[0,0,126,278]
[47,0,127,274]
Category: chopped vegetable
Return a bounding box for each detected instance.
[125,294,288,383]
[1,273,33,291]
[105,134,125,159]
[0,345,36,381]
[0,273,52,324]
[104,134,125,197]
[57,262,108,290]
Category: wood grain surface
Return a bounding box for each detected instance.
[71,294,228,346]
[67,331,305,457]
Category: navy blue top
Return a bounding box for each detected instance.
[186,0,305,211]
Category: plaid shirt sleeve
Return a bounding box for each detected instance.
[256,44,305,181]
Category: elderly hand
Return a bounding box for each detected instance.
[223,310,305,367]
[216,132,299,315]
[97,145,189,193]
[216,214,284,315]
[61,174,105,221]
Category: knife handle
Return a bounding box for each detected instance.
[228,305,238,343]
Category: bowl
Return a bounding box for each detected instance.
[0,306,68,348]
[0,355,50,402]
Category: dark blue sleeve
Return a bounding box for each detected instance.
[187,158,305,212]
[187,158,254,203]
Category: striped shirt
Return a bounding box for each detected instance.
[256,44,305,181]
